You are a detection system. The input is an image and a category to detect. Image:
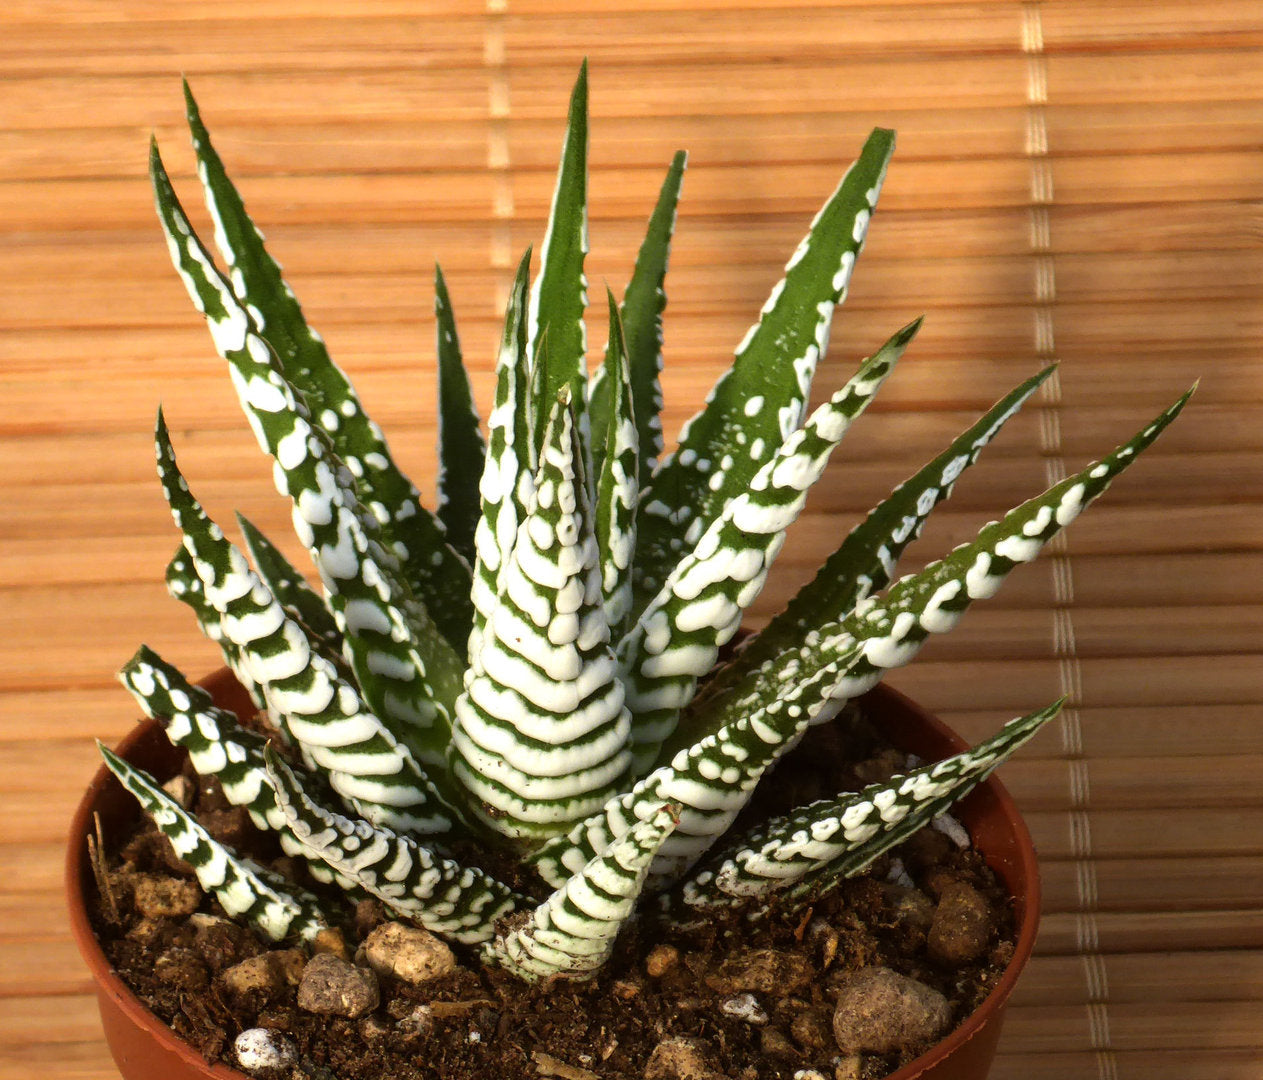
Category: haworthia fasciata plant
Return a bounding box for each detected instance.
[108,67,1192,990]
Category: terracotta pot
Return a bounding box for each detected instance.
[67,672,1039,1080]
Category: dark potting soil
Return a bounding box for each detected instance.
[89,705,1016,1080]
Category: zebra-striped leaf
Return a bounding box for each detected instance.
[490,805,677,981]
[632,129,896,610]
[181,82,473,651]
[100,744,328,943]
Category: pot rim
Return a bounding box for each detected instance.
[67,677,1040,1080]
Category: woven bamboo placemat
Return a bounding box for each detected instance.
[1,3,1260,1077]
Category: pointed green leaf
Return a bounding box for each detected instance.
[594,290,639,636]
[619,324,912,775]
[150,142,465,758]
[632,128,896,610]
[690,365,1055,730]
[237,514,342,653]
[153,413,459,836]
[490,805,677,981]
[528,61,590,445]
[691,388,1196,740]
[434,264,486,563]
[530,644,863,891]
[590,150,686,485]
[165,544,267,713]
[265,748,522,945]
[181,83,474,651]
[100,744,329,942]
[677,700,1062,910]
[469,250,535,668]
[451,391,631,839]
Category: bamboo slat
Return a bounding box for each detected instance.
[1,2,1260,1078]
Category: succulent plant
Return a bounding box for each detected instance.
[105,64,1191,986]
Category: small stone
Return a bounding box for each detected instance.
[880,884,935,934]
[720,993,768,1025]
[311,926,350,961]
[833,1055,863,1080]
[200,806,254,849]
[222,949,304,999]
[790,1008,834,1050]
[133,874,201,919]
[125,917,164,946]
[612,979,641,1000]
[646,944,679,978]
[188,912,263,972]
[358,1015,392,1042]
[161,774,196,808]
[898,826,954,871]
[297,953,379,1018]
[361,921,455,985]
[222,954,284,998]
[233,1028,296,1074]
[704,947,813,996]
[759,1026,798,1058]
[927,881,993,965]
[794,1071,828,1080]
[154,945,209,991]
[832,967,950,1055]
[931,812,971,849]
[644,1036,725,1080]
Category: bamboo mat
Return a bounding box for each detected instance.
[2,2,1261,1077]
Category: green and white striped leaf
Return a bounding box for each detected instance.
[237,515,342,655]
[530,644,862,891]
[589,151,686,485]
[594,291,639,635]
[151,142,464,762]
[677,700,1062,910]
[265,747,522,945]
[632,129,896,609]
[689,387,1196,740]
[450,392,631,839]
[619,325,912,775]
[468,250,535,671]
[153,414,457,836]
[690,365,1054,728]
[434,264,486,564]
[165,544,266,714]
[528,62,590,446]
[100,744,328,943]
[182,83,474,652]
[489,805,677,982]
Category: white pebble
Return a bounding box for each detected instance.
[234,1028,297,1072]
[721,992,768,1025]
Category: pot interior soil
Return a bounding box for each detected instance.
[87,701,1016,1080]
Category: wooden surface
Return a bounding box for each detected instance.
[2,2,1261,1078]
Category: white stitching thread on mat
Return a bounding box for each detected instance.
[1021,4,1115,1077]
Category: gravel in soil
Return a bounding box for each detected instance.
[89,708,1016,1080]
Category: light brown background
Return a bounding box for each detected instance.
[2,2,1261,1077]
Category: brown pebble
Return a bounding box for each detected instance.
[612,979,641,1000]
[154,945,209,991]
[199,806,254,849]
[927,881,993,965]
[358,1015,392,1042]
[125,918,165,947]
[645,944,679,978]
[921,867,964,901]
[880,884,936,934]
[297,953,379,1018]
[133,874,201,919]
[759,1026,799,1059]
[221,953,284,998]
[188,912,263,972]
[643,1036,725,1080]
[311,926,350,961]
[361,921,456,985]
[832,967,950,1055]
[834,1054,863,1080]
[790,1008,834,1050]
[704,947,813,997]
